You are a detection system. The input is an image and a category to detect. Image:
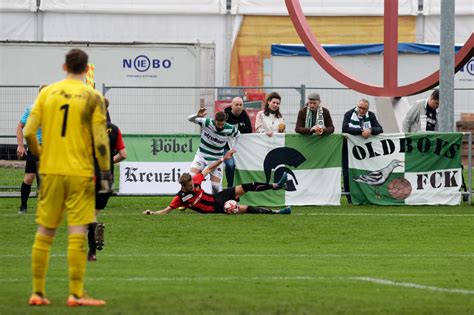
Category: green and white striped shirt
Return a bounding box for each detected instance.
[193,117,240,161]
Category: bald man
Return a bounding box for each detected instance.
[223,97,253,187]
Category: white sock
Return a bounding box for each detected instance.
[211,182,222,194]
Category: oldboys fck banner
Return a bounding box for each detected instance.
[346,133,463,205]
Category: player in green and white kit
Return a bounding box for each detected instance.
[188,108,240,194]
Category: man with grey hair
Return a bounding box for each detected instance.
[342,99,383,138]
[295,92,334,135]
[342,99,383,203]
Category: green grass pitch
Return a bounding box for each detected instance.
[0,195,473,314]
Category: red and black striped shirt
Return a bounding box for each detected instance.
[169,173,215,213]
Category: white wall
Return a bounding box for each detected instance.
[0,1,472,86]
[422,15,474,44]
[40,13,227,85]
[0,43,215,135]
[231,0,418,16]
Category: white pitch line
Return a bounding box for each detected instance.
[294,213,474,217]
[1,253,473,258]
[350,277,474,295]
[0,275,472,295]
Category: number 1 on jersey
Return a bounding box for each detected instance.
[60,104,69,137]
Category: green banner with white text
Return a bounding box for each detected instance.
[123,134,201,162]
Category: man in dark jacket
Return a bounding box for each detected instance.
[295,92,334,135]
[342,99,383,137]
[342,99,383,203]
[224,97,252,187]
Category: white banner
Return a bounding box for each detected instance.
[232,0,418,16]
[119,162,212,195]
[0,0,36,12]
[40,0,226,14]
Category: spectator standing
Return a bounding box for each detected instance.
[255,92,285,137]
[295,92,334,135]
[401,89,466,200]
[342,99,384,203]
[223,97,252,187]
[402,89,439,132]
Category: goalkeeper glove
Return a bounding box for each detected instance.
[98,170,114,195]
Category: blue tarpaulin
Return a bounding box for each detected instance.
[271,43,463,57]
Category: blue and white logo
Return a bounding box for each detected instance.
[123,55,172,72]
[459,58,474,76]
[133,55,150,72]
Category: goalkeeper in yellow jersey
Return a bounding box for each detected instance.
[24,48,111,307]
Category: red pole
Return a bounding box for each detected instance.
[384,0,398,89]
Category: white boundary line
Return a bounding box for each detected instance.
[2,213,474,217]
[349,277,474,295]
[2,253,473,258]
[0,275,472,295]
[294,213,474,217]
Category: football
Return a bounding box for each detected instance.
[387,177,412,200]
[224,199,239,214]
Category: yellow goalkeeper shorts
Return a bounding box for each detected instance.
[35,174,95,229]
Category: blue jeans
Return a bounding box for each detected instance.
[223,148,235,188]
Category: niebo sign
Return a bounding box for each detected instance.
[122,55,172,72]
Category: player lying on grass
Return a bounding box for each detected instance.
[143,150,291,215]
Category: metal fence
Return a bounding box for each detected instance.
[1,84,472,136]
[0,84,472,197]
[101,85,473,135]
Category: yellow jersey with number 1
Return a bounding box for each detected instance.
[24,78,110,177]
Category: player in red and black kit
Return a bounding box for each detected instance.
[143,150,291,215]
[88,99,127,261]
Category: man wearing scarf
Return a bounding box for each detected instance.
[342,99,384,203]
[402,89,439,132]
[295,93,334,135]
[342,99,383,138]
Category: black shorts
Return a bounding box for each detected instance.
[95,193,110,210]
[213,187,236,213]
[24,151,38,174]
[95,177,111,210]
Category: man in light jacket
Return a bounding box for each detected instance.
[402,89,439,132]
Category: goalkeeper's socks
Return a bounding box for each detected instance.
[32,233,53,296]
[246,206,276,214]
[68,234,87,298]
[20,182,31,209]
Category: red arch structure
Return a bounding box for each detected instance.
[285,0,474,97]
